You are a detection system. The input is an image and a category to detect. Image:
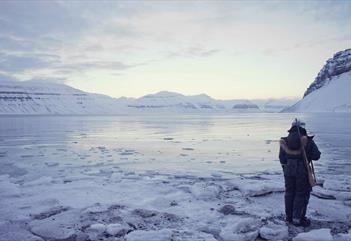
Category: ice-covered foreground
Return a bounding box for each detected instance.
[0,113,350,241]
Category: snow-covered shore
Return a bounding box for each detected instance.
[1,157,350,241]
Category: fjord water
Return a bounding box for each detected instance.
[0,113,350,179]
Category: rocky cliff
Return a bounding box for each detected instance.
[304,48,351,97]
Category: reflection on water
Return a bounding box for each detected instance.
[0,113,350,177]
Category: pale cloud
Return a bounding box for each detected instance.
[0,52,59,73]
[0,72,18,82]
[0,1,350,98]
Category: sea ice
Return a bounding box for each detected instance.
[0,230,43,241]
[323,177,351,192]
[125,229,173,241]
[292,228,333,241]
[190,182,222,200]
[30,209,78,240]
[334,230,351,241]
[229,178,284,197]
[220,217,259,241]
[259,222,288,241]
[106,223,131,236]
[1,114,351,240]
[0,175,21,197]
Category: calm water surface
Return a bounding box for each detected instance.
[0,113,350,178]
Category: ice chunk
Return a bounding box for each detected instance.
[125,229,172,241]
[0,222,43,241]
[30,222,75,240]
[311,186,336,200]
[312,186,351,201]
[232,179,284,197]
[190,182,221,200]
[292,229,332,241]
[0,230,43,241]
[106,223,131,236]
[334,231,351,241]
[88,223,106,233]
[31,206,69,220]
[29,209,79,240]
[220,218,259,241]
[259,222,288,241]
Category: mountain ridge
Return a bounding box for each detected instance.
[0,80,294,115]
[0,80,257,115]
[304,48,351,97]
[284,48,351,113]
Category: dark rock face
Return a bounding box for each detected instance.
[304,48,351,97]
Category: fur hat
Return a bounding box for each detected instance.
[291,118,306,128]
[288,119,307,135]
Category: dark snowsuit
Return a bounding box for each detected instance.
[279,126,321,221]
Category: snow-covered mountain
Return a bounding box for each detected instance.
[0,80,127,115]
[0,81,260,115]
[126,91,259,113]
[285,48,351,112]
[252,98,299,113]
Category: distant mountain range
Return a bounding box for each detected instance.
[0,80,296,115]
[6,48,350,115]
[285,48,351,112]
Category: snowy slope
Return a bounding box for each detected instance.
[0,81,126,115]
[285,48,351,113]
[0,81,260,115]
[304,48,351,97]
[286,72,351,112]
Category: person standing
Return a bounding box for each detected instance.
[279,119,321,227]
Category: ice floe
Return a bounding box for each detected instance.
[219,217,259,241]
[292,228,333,241]
[259,222,288,241]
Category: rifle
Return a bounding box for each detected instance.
[296,118,317,187]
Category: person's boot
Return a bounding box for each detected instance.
[294,217,311,227]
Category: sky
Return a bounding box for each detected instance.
[0,1,351,100]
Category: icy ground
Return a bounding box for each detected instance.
[0,114,351,241]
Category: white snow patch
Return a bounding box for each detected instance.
[259,222,288,241]
[292,229,333,241]
[88,223,107,233]
[190,183,221,200]
[220,217,259,241]
[125,229,172,241]
[106,223,128,236]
